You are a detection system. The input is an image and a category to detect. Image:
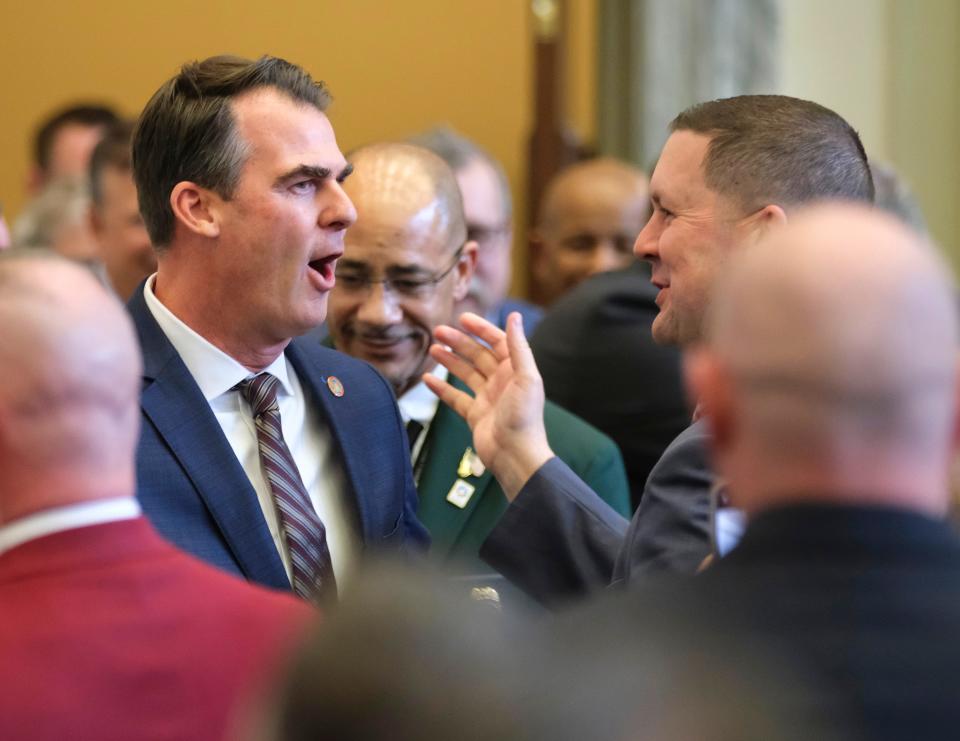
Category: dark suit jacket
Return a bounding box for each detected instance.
[0,517,312,741]
[530,263,689,509]
[419,377,630,584]
[129,287,429,590]
[481,420,712,607]
[591,504,960,741]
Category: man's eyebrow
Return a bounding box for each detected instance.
[337,163,354,182]
[335,258,369,271]
[275,162,353,186]
[275,164,330,186]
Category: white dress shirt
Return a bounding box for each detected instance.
[0,498,141,556]
[397,364,447,467]
[143,275,357,584]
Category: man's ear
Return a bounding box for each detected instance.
[88,204,103,238]
[684,346,736,450]
[528,229,547,280]
[169,181,221,239]
[741,204,787,247]
[453,240,479,302]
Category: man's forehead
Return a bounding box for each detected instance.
[231,88,343,161]
[649,130,712,199]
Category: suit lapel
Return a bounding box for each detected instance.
[285,342,372,542]
[416,377,494,560]
[130,289,288,589]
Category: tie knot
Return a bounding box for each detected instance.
[238,372,280,418]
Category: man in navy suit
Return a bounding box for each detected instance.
[129,54,429,596]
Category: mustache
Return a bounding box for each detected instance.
[344,323,423,343]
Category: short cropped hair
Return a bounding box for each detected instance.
[132,54,331,247]
[671,95,874,211]
[89,119,136,208]
[33,104,119,174]
[410,126,513,219]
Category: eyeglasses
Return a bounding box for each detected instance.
[334,246,465,299]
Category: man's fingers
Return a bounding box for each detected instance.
[433,324,500,377]
[505,312,541,382]
[458,313,509,358]
[428,344,491,395]
[423,372,476,422]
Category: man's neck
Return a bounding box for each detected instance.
[153,270,288,372]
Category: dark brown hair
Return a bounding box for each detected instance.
[33,104,119,173]
[132,54,331,247]
[89,119,136,208]
[671,95,874,211]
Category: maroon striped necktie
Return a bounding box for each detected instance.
[237,372,336,602]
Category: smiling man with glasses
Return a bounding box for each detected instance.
[327,143,630,606]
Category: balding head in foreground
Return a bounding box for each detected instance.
[328,142,476,397]
[688,204,959,518]
[0,253,141,523]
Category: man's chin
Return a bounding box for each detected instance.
[651,312,679,346]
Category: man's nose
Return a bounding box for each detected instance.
[321,182,358,231]
[634,215,660,261]
[589,241,629,276]
[357,281,403,325]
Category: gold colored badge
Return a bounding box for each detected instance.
[457,447,486,478]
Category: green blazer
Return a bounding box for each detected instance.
[417,376,631,575]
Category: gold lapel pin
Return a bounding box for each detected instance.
[457,447,485,478]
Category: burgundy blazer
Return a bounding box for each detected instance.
[0,517,314,741]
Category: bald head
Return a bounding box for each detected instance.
[0,254,142,522]
[532,157,649,305]
[346,142,467,252]
[329,143,476,397]
[693,204,959,516]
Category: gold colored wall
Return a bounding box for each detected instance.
[3,0,586,296]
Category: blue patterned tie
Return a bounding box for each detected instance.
[238,372,336,601]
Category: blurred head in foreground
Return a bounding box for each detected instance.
[686,203,958,518]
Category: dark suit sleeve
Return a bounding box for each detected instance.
[480,457,629,607]
[612,422,713,582]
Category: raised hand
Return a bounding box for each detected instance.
[424,312,554,500]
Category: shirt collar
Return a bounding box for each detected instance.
[397,364,447,425]
[143,274,295,400]
[0,498,141,556]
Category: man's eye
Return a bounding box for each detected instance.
[391,279,430,295]
[291,180,317,194]
[335,274,365,288]
[564,236,597,253]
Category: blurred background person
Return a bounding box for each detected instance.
[27,102,118,195]
[411,126,542,333]
[12,176,101,263]
[0,204,11,250]
[88,119,156,300]
[529,157,649,307]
